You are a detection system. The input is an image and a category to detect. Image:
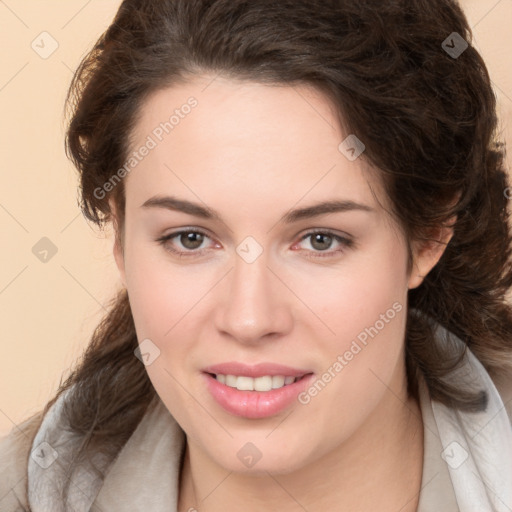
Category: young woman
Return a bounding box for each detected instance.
[1,1,512,511]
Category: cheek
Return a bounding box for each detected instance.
[302,241,410,424]
[123,246,207,420]
[313,236,409,349]
[124,240,209,338]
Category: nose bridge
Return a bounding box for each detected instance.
[232,247,269,303]
[215,244,289,342]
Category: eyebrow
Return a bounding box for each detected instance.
[141,195,374,224]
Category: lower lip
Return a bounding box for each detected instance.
[203,372,315,419]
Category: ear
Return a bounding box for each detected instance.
[407,216,456,290]
[109,198,127,288]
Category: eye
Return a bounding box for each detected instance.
[156,228,215,258]
[292,229,354,259]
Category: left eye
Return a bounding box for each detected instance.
[156,229,353,259]
[295,230,353,257]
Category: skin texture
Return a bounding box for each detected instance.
[110,74,453,511]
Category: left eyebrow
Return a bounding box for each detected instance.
[140,195,375,224]
[281,199,375,223]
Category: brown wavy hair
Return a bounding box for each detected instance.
[25,0,512,503]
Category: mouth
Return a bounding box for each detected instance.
[201,363,315,419]
[206,373,311,392]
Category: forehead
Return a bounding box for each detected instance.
[124,74,389,218]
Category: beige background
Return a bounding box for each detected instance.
[0,0,511,436]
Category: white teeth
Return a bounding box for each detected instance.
[214,374,300,391]
[225,375,237,387]
[236,376,254,391]
[271,375,285,389]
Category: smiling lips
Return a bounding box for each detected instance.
[202,362,315,419]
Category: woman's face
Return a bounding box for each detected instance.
[112,75,439,474]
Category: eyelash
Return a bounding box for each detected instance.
[155,228,354,260]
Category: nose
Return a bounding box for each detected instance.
[213,248,293,345]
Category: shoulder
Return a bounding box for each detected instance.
[489,367,512,424]
[0,411,45,512]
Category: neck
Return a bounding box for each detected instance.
[178,373,424,512]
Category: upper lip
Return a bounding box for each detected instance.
[202,362,313,378]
